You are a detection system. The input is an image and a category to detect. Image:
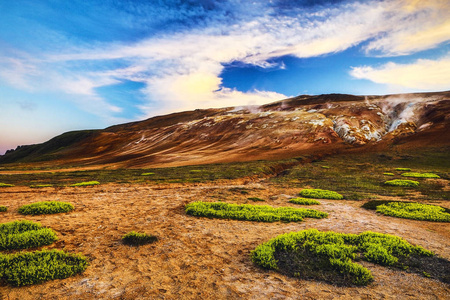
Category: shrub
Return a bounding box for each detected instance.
[251,229,434,286]
[376,202,450,222]
[0,183,14,187]
[395,168,411,171]
[122,231,157,246]
[289,197,321,205]
[300,189,343,200]
[141,172,155,176]
[401,172,440,179]
[384,179,419,187]
[69,181,100,187]
[30,184,53,188]
[18,201,74,215]
[248,197,265,202]
[0,206,7,212]
[0,220,57,250]
[185,201,328,223]
[0,250,88,286]
[383,173,395,176]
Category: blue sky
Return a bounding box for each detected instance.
[1,0,449,154]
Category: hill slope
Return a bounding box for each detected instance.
[1,91,449,168]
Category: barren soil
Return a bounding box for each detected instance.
[1,180,449,300]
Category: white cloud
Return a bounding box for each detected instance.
[350,55,450,91]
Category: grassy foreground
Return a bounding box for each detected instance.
[0,220,57,250]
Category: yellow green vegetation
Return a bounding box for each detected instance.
[376,202,450,222]
[383,172,395,176]
[69,181,100,187]
[395,168,411,171]
[300,189,343,200]
[251,229,435,286]
[140,172,155,176]
[185,201,328,222]
[18,201,74,215]
[122,231,157,246]
[289,198,321,205]
[30,184,53,188]
[0,183,14,187]
[0,206,7,212]
[0,250,88,286]
[0,220,57,250]
[401,172,440,179]
[384,179,419,187]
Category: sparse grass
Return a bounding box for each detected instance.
[18,201,74,215]
[0,206,7,212]
[185,201,328,222]
[69,181,100,187]
[30,184,53,188]
[383,173,395,176]
[122,231,157,246]
[300,189,343,200]
[401,172,440,179]
[0,220,57,250]
[384,179,419,187]
[141,172,155,176]
[0,249,88,286]
[289,198,321,205]
[251,229,436,286]
[395,168,411,171]
[248,197,265,202]
[0,183,14,187]
[376,202,450,222]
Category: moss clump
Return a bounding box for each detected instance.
[300,189,343,200]
[376,202,450,222]
[0,206,7,212]
[30,184,53,188]
[395,168,411,171]
[0,183,14,187]
[401,172,440,179]
[122,231,157,246]
[384,179,419,187]
[141,172,155,176]
[248,197,265,202]
[383,173,395,176]
[289,198,321,205]
[0,220,57,250]
[0,250,88,286]
[69,181,100,187]
[251,229,434,286]
[18,201,74,215]
[185,201,327,223]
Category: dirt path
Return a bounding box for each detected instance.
[0,182,449,299]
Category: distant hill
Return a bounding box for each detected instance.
[1,91,449,168]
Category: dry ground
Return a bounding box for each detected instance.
[1,180,449,300]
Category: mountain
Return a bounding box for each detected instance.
[1,91,449,168]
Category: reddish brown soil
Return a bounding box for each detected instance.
[1,180,449,300]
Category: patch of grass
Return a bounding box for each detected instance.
[401,172,440,179]
[289,198,321,205]
[185,201,328,223]
[321,166,330,169]
[251,229,436,286]
[248,197,265,202]
[384,179,419,187]
[0,206,7,212]
[30,184,53,188]
[18,201,74,215]
[395,168,411,171]
[0,249,88,286]
[122,231,157,246]
[383,173,395,176]
[69,181,100,187]
[376,202,450,222]
[0,220,57,250]
[362,200,408,210]
[140,172,155,176]
[0,183,14,187]
[300,189,343,200]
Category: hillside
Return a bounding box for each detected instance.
[1,91,449,168]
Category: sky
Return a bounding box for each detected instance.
[1,0,449,155]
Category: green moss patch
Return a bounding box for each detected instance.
[289,198,321,205]
[141,172,155,176]
[0,250,88,286]
[376,202,450,222]
[122,231,157,246]
[0,206,7,212]
[69,181,100,187]
[185,201,327,222]
[30,184,53,188]
[395,168,411,171]
[300,189,343,200]
[18,201,74,215]
[383,173,395,176]
[251,229,439,286]
[0,220,57,250]
[384,179,419,187]
[401,172,440,179]
[0,183,14,187]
